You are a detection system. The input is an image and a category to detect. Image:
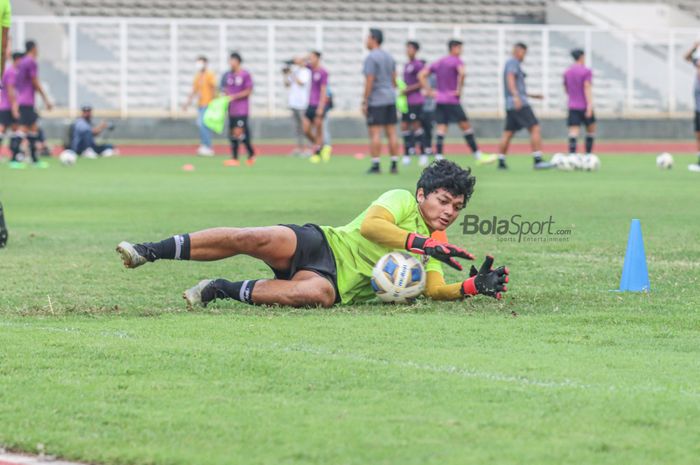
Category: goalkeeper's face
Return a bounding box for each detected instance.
[417,188,464,231]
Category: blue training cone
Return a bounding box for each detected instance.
[618,219,650,292]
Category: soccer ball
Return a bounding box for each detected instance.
[567,153,584,170]
[656,152,673,169]
[552,153,574,171]
[59,149,78,166]
[551,152,566,168]
[582,154,601,171]
[371,252,426,303]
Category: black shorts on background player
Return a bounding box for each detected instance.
[273,223,340,303]
[229,115,248,130]
[694,112,700,132]
[0,110,15,127]
[435,104,468,125]
[366,104,397,126]
[505,106,538,132]
[567,109,596,127]
[305,104,329,121]
[401,104,423,123]
[19,106,39,127]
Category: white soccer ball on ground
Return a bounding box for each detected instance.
[371,252,426,303]
[583,154,601,171]
[551,152,566,168]
[656,152,673,169]
[553,153,574,171]
[59,149,78,166]
[567,153,584,170]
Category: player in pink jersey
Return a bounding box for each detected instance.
[303,51,331,163]
[0,52,22,162]
[418,40,495,166]
[14,40,52,167]
[563,49,595,157]
[400,41,424,165]
[221,52,255,167]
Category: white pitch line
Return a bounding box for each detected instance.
[268,343,700,398]
[0,451,90,465]
[0,321,132,339]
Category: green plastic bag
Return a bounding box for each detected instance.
[203,96,232,134]
[396,78,408,114]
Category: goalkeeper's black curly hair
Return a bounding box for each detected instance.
[416,159,476,205]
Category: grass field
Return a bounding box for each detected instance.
[1,152,699,465]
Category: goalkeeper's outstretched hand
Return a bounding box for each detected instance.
[405,233,475,271]
[461,255,509,300]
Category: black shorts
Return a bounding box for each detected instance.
[0,110,15,127]
[366,104,397,126]
[420,109,435,126]
[273,223,340,304]
[567,109,596,127]
[305,105,328,121]
[435,103,468,125]
[505,106,539,132]
[695,112,700,132]
[401,104,423,123]
[229,115,248,130]
[19,106,38,127]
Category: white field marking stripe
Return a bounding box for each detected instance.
[518,251,700,270]
[0,321,132,339]
[0,451,89,465]
[267,343,700,398]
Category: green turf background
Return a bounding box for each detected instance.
[1,154,699,464]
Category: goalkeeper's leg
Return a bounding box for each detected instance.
[117,226,297,271]
[184,270,335,308]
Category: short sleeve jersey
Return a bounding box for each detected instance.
[504,57,528,110]
[221,69,253,116]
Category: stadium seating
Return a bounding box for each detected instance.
[17,0,694,116]
[33,0,547,24]
[670,1,700,20]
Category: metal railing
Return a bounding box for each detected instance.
[12,16,700,118]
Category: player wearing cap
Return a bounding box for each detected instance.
[563,49,595,158]
[363,28,400,174]
[221,52,255,167]
[418,39,495,166]
[69,105,116,158]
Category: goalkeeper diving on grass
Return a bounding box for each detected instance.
[116,160,509,308]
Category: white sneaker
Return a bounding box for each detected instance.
[435,154,445,161]
[83,148,98,159]
[419,154,429,167]
[689,164,700,172]
[197,145,214,156]
[116,241,148,269]
[101,148,115,157]
[183,279,214,309]
[402,155,411,165]
[475,153,498,166]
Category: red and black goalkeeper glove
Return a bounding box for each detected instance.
[461,255,509,300]
[405,233,475,271]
